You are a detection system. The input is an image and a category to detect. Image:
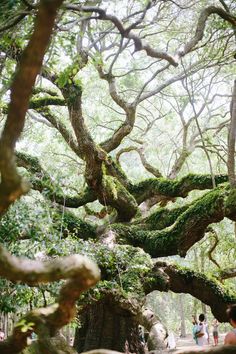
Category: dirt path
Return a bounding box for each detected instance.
[168,333,225,353]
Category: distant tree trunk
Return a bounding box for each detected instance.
[192,298,198,317]
[73,295,144,354]
[200,249,207,316]
[179,294,186,337]
[201,302,207,315]
[227,80,236,187]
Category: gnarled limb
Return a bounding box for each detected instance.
[97,66,137,153]
[112,186,235,257]
[0,0,64,215]
[207,227,221,269]
[180,6,236,58]
[0,249,100,353]
[75,349,236,354]
[116,146,162,178]
[65,4,236,68]
[130,174,228,204]
[144,262,236,322]
[37,107,81,156]
[0,246,99,286]
[16,151,96,207]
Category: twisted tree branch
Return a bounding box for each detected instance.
[0,0,64,215]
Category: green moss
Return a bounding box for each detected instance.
[130,173,228,203]
[106,157,131,187]
[102,174,118,200]
[16,152,42,173]
[145,204,190,230]
[113,187,227,257]
[174,265,236,303]
[224,188,236,220]
[76,243,152,301]
[101,165,138,221]
[29,96,65,109]
[112,223,178,257]
[55,210,97,240]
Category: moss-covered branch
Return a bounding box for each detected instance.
[29,96,65,109]
[134,204,190,230]
[1,97,65,114]
[15,149,232,226]
[144,262,236,322]
[55,207,97,240]
[129,174,228,204]
[16,151,96,207]
[37,107,81,156]
[112,186,235,257]
[99,171,138,221]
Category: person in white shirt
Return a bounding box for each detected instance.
[196,314,208,346]
[0,328,5,341]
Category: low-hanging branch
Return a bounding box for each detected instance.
[72,348,236,354]
[0,246,100,353]
[0,0,64,215]
[144,262,236,322]
[16,151,96,207]
[129,173,228,204]
[16,149,230,221]
[0,245,99,286]
[1,96,65,114]
[173,346,236,354]
[112,186,236,257]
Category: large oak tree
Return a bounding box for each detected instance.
[0,0,236,353]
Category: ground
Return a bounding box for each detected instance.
[168,333,225,353]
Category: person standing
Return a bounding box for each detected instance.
[196,314,208,347]
[212,318,219,346]
[192,315,198,345]
[0,328,5,341]
[224,304,236,345]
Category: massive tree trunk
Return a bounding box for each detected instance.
[73,295,144,354]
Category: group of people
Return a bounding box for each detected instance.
[192,304,236,347]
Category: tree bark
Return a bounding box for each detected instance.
[74,295,144,354]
